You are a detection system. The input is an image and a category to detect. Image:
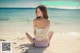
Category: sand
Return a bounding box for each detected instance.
[0,31,80,53]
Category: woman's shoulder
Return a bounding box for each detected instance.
[34,18,50,22]
[33,18,38,25]
[34,18,50,21]
[33,18,38,23]
[33,18,39,21]
[33,18,50,25]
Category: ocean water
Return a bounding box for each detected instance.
[0,8,80,25]
[0,8,35,23]
[0,8,80,32]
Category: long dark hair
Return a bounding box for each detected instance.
[36,5,48,19]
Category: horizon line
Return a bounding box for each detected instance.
[0,7,80,9]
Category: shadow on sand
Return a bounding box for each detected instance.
[20,44,47,53]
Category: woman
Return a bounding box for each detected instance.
[26,5,53,48]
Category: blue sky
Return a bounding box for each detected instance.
[0,0,80,8]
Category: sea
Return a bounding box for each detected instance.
[0,8,80,32]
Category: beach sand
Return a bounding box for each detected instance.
[0,22,80,53]
[0,29,80,53]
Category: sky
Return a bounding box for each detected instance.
[0,0,80,9]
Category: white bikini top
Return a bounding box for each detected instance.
[35,26,49,40]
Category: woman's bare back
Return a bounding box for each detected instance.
[33,18,50,29]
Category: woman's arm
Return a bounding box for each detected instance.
[33,20,36,35]
[47,20,51,31]
[34,28,36,35]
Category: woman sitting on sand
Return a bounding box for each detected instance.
[26,5,53,48]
